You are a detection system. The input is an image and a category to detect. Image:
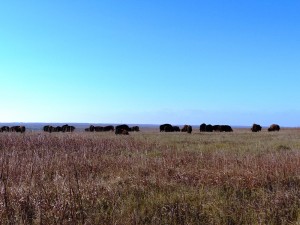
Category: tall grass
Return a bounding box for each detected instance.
[0,130,300,224]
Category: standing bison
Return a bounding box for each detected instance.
[173,126,180,132]
[251,123,262,132]
[160,124,174,132]
[220,125,233,132]
[85,125,114,132]
[10,126,26,133]
[268,124,280,132]
[181,125,192,133]
[131,126,140,132]
[115,125,130,135]
[94,126,104,132]
[61,124,75,132]
[205,124,213,132]
[116,124,131,132]
[85,125,95,132]
[200,124,232,132]
[199,123,206,132]
[115,124,133,135]
[103,125,114,131]
[212,125,233,132]
[187,125,192,134]
[43,125,56,133]
[0,126,10,132]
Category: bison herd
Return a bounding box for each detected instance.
[199,123,233,132]
[0,123,283,135]
[250,123,280,132]
[43,124,75,133]
[84,124,140,135]
[0,125,26,133]
[159,124,192,133]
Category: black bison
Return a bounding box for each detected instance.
[43,125,51,132]
[187,125,192,134]
[44,125,63,132]
[212,125,233,132]
[61,124,75,132]
[10,126,26,133]
[116,124,131,132]
[251,123,262,132]
[205,124,213,132]
[200,123,214,132]
[54,126,62,132]
[181,125,188,132]
[199,123,206,132]
[103,125,114,131]
[212,125,221,132]
[160,124,174,132]
[85,125,95,132]
[0,126,10,132]
[115,128,129,135]
[268,124,280,132]
[220,125,233,132]
[115,124,135,134]
[94,126,104,132]
[44,125,55,133]
[131,126,140,132]
[173,126,180,132]
[87,125,114,132]
[181,125,192,133]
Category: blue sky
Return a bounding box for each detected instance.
[0,1,299,126]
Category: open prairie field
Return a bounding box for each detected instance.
[1,129,300,224]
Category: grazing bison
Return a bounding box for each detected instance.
[131,126,140,132]
[205,124,213,132]
[103,125,114,131]
[212,125,221,132]
[94,126,104,132]
[165,124,175,132]
[54,126,62,132]
[268,124,280,132]
[84,125,95,132]
[251,123,262,132]
[181,125,192,133]
[160,124,168,132]
[173,126,180,132]
[43,125,51,132]
[1,126,10,132]
[61,124,75,132]
[160,124,174,132]
[85,125,95,132]
[10,126,26,133]
[43,125,56,133]
[199,123,214,132]
[199,123,206,132]
[211,125,233,132]
[181,125,188,132]
[115,128,129,135]
[187,125,192,134]
[116,124,131,132]
[220,125,233,132]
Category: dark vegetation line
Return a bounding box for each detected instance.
[0,123,281,134]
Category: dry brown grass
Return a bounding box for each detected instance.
[0,129,300,224]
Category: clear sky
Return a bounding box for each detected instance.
[0,0,299,126]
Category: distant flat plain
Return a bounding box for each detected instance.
[0,126,300,224]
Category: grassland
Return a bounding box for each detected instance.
[0,129,300,224]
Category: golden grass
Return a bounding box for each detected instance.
[0,129,300,224]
